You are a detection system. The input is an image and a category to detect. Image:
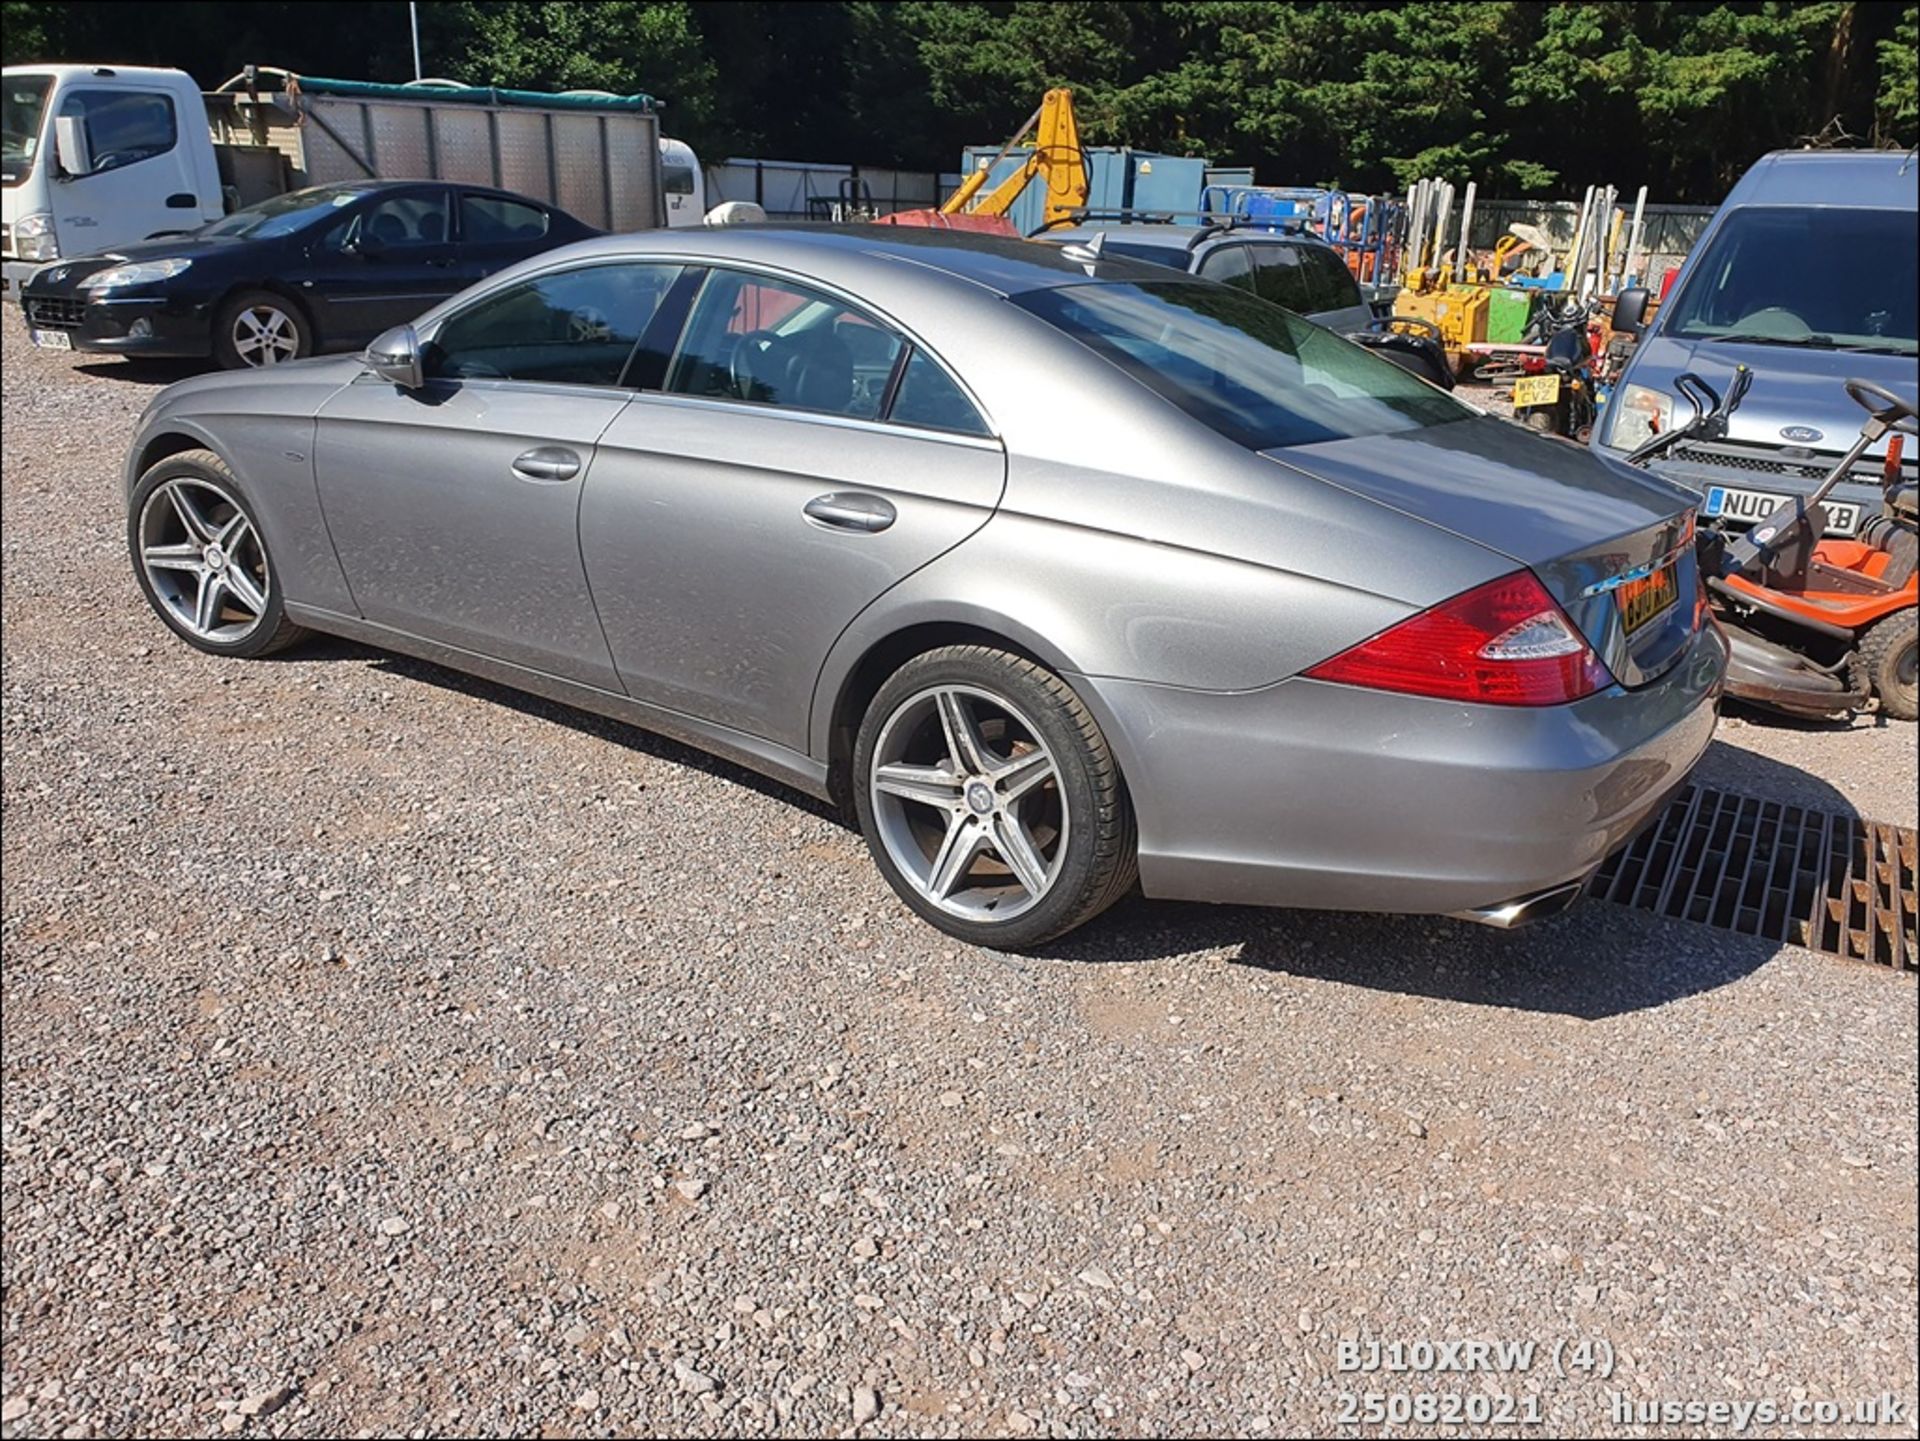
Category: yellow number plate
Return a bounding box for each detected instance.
[1617,563,1679,634]
[1512,374,1561,407]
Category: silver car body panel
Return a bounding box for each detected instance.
[125,224,1723,919]
[582,392,1006,749]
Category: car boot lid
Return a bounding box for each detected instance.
[1262,416,1702,687]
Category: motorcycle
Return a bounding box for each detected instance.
[1510,299,1603,442]
[1625,368,1918,721]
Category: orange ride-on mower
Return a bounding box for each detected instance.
[1630,372,1917,721]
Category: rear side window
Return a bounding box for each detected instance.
[428,262,683,387]
[59,88,176,172]
[887,349,989,436]
[462,193,550,244]
[1015,279,1468,449]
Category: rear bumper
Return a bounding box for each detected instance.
[18,290,213,357]
[1081,621,1729,916]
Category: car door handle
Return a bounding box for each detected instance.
[510,447,581,483]
[803,492,896,533]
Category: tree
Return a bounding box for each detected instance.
[1879,3,1919,143]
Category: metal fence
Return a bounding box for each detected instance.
[1467,198,1717,283]
[707,158,964,220]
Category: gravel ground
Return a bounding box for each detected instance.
[3,336,1915,1440]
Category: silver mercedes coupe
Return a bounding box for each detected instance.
[122,227,1726,948]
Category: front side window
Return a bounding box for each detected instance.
[1015,280,1469,450]
[668,269,905,418]
[1197,243,1254,291]
[1660,205,1917,353]
[2,75,53,185]
[58,88,176,173]
[427,262,683,387]
[326,191,451,253]
[1247,245,1316,312]
[1301,245,1361,311]
[461,193,549,245]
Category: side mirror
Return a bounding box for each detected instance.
[347,230,388,259]
[1611,286,1651,339]
[364,325,423,389]
[53,115,94,178]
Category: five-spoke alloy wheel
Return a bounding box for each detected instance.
[129,450,308,658]
[854,646,1137,949]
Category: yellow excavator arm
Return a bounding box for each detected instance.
[940,88,1088,229]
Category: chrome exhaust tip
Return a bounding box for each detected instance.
[1451,880,1586,930]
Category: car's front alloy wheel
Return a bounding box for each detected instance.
[129,450,308,658]
[214,290,310,369]
[853,646,1137,948]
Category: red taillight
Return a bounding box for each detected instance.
[1305,571,1614,706]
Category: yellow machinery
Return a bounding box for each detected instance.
[1392,232,1541,372]
[938,88,1088,229]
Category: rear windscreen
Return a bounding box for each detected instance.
[1014,280,1468,449]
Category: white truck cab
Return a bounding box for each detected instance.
[3,64,225,298]
[5,62,705,301]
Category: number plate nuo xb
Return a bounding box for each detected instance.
[1616,562,1679,634]
[1704,485,1861,538]
[1512,374,1560,407]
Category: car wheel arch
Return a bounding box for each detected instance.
[129,428,224,498]
[814,613,1115,814]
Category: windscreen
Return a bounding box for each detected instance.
[2,75,52,186]
[197,185,373,240]
[1660,205,1917,356]
[1014,280,1469,449]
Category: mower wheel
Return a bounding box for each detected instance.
[1855,611,1918,722]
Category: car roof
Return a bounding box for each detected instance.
[549,223,1185,297]
[1041,222,1332,251]
[1722,148,1918,210]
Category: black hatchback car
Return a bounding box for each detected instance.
[20,180,597,368]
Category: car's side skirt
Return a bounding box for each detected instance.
[285,605,834,802]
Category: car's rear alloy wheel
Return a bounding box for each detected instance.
[854,646,1137,949]
[215,290,309,369]
[129,450,308,658]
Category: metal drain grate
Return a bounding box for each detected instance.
[1590,784,1918,970]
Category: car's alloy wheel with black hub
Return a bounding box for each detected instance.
[215,290,309,369]
[129,450,308,658]
[854,645,1137,949]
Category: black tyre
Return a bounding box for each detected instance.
[853,645,1137,949]
[128,449,309,658]
[213,289,311,369]
[1854,611,1917,722]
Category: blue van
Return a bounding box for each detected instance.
[1596,150,1917,536]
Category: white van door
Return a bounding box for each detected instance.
[50,84,204,254]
